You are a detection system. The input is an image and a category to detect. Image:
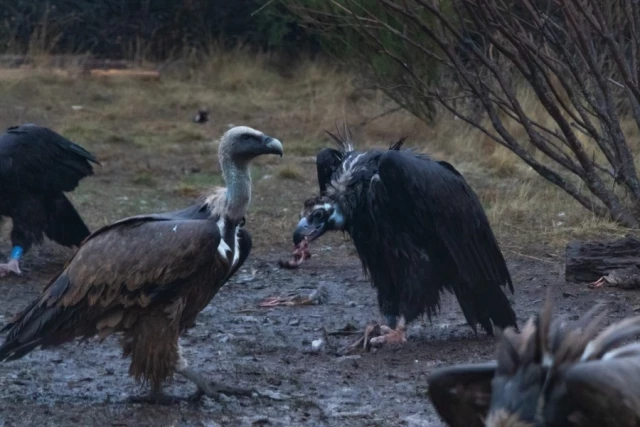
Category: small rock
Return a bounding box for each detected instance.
[335,355,361,363]
[256,390,289,401]
[311,339,324,351]
[218,333,235,343]
[347,301,357,307]
[289,318,300,326]
[562,292,575,298]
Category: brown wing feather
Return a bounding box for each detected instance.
[0,216,223,361]
[427,362,496,427]
[565,356,640,426]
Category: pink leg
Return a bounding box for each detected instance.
[0,259,21,278]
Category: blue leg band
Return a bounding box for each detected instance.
[10,246,23,261]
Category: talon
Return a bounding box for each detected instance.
[0,259,21,277]
[340,319,408,353]
[589,277,606,288]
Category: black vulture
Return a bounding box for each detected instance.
[292,130,517,350]
[280,133,406,269]
[0,126,284,404]
[0,124,98,277]
[428,300,640,427]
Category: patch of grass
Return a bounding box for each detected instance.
[277,165,304,181]
[179,172,224,189]
[132,172,156,187]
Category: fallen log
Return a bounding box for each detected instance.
[565,235,640,283]
[88,68,160,80]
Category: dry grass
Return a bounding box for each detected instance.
[0,49,636,257]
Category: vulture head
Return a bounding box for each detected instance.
[219,126,283,164]
[427,299,640,427]
[292,130,406,246]
[293,195,345,245]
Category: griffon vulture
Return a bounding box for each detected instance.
[428,300,640,426]
[292,129,517,350]
[0,126,283,403]
[0,124,98,277]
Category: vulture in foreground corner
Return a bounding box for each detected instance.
[428,300,640,427]
[292,128,517,350]
[0,126,284,404]
[0,124,98,277]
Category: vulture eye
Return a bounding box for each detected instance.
[312,210,324,221]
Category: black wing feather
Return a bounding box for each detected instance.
[0,124,99,193]
[373,150,516,331]
[316,148,344,195]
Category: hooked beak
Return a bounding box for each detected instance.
[263,135,284,157]
[293,217,328,245]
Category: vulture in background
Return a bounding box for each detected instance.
[0,126,283,404]
[428,300,640,427]
[292,128,517,350]
[0,124,98,277]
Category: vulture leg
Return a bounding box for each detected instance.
[0,245,24,277]
[173,345,254,402]
[0,258,21,277]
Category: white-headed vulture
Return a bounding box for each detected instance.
[0,124,98,277]
[292,129,517,350]
[428,300,640,426]
[0,126,283,404]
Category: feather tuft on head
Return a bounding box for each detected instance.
[325,122,354,154]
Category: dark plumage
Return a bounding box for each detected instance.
[293,130,516,349]
[193,109,209,124]
[428,300,640,426]
[0,124,98,277]
[0,126,283,403]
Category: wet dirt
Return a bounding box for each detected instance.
[1,234,639,427]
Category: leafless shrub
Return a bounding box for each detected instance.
[285,0,640,227]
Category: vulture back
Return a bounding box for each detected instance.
[428,300,640,427]
[0,124,98,193]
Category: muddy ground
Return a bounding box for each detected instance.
[0,115,639,426]
[2,219,639,426]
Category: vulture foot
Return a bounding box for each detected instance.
[588,277,607,289]
[179,367,254,401]
[0,259,21,277]
[341,319,407,354]
[126,392,182,405]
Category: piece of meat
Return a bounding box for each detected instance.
[278,237,311,269]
